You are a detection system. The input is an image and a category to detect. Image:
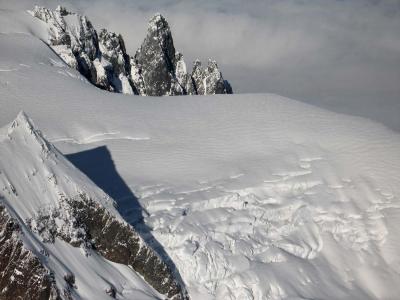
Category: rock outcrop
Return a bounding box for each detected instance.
[31,6,233,96]
[0,204,60,300]
[191,59,233,95]
[31,5,134,94]
[131,14,195,96]
[28,194,185,299]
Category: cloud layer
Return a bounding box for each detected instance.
[2,0,400,129]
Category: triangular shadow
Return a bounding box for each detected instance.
[66,146,186,288]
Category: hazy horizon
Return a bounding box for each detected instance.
[2,0,400,129]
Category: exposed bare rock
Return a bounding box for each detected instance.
[70,195,186,299]
[98,29,134,94]
[191,59,232,95]
[133,14,178,96]
[27,193,188,299]
[174,52,196,95]
[31,6,233,97]
[0,204,60,300]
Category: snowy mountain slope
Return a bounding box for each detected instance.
[0,112,187,299]
[1,7,400,300]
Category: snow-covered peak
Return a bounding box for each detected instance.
[5,111,55,159]
[10,110,34,132]
[1,112,115,219]
[0,113,188,299]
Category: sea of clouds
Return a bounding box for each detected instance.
[2,0,400,130]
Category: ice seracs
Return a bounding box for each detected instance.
[30,6,233,96]
[0,112,188,299]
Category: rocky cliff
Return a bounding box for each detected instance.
[0,204,60,300]
[31,6,232,96]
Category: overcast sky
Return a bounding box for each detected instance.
[2,0,400,129]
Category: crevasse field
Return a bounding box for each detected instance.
[1,8,400,300]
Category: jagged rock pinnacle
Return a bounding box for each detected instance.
[133,13,177,96]
[31,7,233,96]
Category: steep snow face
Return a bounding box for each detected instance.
[2,7,400,300]
[0,112,118,220]
[0,113,187,299]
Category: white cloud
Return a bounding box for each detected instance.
[1,0,400,129]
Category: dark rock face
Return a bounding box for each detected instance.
[75,15,99,60]
[191,60,232,95]
[0,205,59,300]
[132,14,232,96]
[32,6,233,96]
[29,194,188,299]
[72,196,186,299]
[133,14,177,96]
[98,29,134,94]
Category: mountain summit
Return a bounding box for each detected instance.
[0,112,188,299]
[31,6,232,96]
[131,13,182,96]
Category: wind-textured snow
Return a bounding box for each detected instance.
[1,7,400,300]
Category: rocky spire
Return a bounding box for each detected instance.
[191,59,232,95]
[31,6,136,94]
[130,13,233,96]
[98,29,134,94]
[75,15,99,60]
[173,52,196,95]
[132,13,179,96]
[31,7,233,97]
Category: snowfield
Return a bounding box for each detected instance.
[1,8,400,300]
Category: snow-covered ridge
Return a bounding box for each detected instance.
[0,112,187,299]
[29,5,232,96]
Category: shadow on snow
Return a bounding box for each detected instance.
[66,146,186,289]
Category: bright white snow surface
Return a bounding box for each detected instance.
[1,9,400,300]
